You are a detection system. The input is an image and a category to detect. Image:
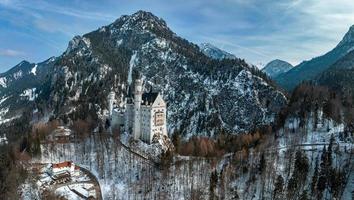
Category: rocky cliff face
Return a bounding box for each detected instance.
[199,43,237,60]
[1,11,287,138]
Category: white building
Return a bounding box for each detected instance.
[52,161,76,175]
[111,78,168,144]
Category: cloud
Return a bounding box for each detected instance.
[0,49,25,57]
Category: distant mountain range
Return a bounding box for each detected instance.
[262,59,293,78]
[0,11,286,138]
[275,25,354,91]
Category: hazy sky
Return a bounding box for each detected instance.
[0,0,354,72]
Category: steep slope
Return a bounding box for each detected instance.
[199,43,237,60]
[317,50,354,96]
[0,58,56,123]
[276,25,354,90]
[262,59,293,78]
[39,11,286,138]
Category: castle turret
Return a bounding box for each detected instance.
[133,78,143,140]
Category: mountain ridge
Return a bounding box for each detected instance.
[199,43,237,60]
[0,11,287,138]
[275,25,354,90]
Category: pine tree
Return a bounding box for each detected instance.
[299,189,309,200]
[273,175,284,200]
[317,146,328,199]
[311,157,319,194]
[287,150,309,198]
[209,170,218,200]
[258,153,266,174]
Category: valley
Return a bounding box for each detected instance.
[0,7,353,200]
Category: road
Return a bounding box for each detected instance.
[79,166,103,200]
[115,135,158,167]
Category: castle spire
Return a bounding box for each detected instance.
[133,78,143,140]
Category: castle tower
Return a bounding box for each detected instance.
[108,91,115,118]
[133,78,143,140]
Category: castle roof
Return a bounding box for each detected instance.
[53,161,72,169]
[142,92,158,105]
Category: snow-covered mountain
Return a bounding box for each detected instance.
[199,43,237,60]
[262,59,293,78]
[276,25,354,90]
[0,58,56,123]
[28,10,286,138]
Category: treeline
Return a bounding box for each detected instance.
[0,113,33,199]
[0,145,28,199]
[276,82,354,131]
[172,126,272,157]
[273,136,350,200]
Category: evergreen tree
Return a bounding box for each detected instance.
[209,170,218,200]
[317,146,329,199]
[311,157,319,194]
[299,190,309,200]
[273,175,284,200]
[287,150,309,198]
[258,153,266,174]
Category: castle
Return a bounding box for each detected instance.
[109,78,168,144]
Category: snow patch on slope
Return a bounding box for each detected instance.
[0,77,7,88]
[128,52,137,85]
[31,64,38,75]
[20,88,37,101]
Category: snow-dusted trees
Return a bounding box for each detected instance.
[273,175,284,200]
[287,150,309,198]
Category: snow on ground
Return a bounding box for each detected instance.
[0,134,8,145]
[0,107,9,120]
[278,110,353,149]
[0,115,20,125]
[55,186,82,200]
[21,181,41,200]
[36,132,214,199]
[13,70,23,79]
[20,88,37,101]
[0,77,7,88]
[31,64,38,75]
[68,183,96,199]
[33,113,352,200]
[0,96,9,105]
[120,131,172,161]
[128,52,137,85]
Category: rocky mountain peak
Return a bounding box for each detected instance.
[262,59,293,78]
[0,11,287,138]
[337,24,354,47]
[65,35,91,54]
[111,10,169,34]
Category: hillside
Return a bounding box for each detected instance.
[276,25,354,91]
[25,10,287,138]
[317,50,354,96]
[0,10,352,200]
[199,43,237,60]
[0,58,56,123]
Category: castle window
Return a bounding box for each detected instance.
[154,112,164,126]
